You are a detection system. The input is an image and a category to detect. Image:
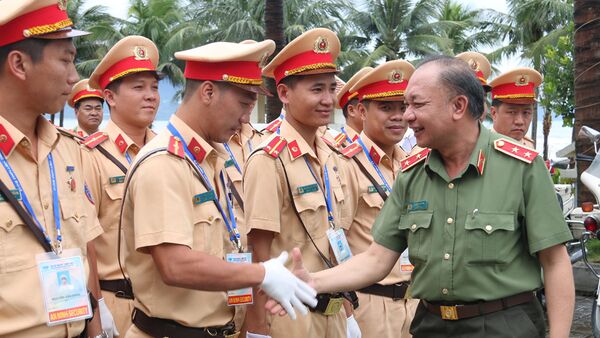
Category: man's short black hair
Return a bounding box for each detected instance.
[182,79,232,102]
[418,55,485,120]
[342,98,359,118]
[0,39,52,75]
[74,98,104,110]
[279,75,301,89]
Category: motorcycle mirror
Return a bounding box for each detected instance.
[579,126,600,143]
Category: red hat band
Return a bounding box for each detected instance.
[0,4,73,47]
[185,61,262,85]
[357,80,408,101]
[98,56,156,90]
[72,90,103,105]
[339,91,358,109]
[274,50,336,84]
[491,82,535,101]
[474,70,487,85]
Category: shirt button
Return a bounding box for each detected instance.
[442,288,449,295]
[446,217,454,224]
[485,225,493,232]
[208,216,214,222]
[43,202,49,209]
[411,224,417,230]
[21,140,30,147]
[444,253,450,260]
[6,220,12,226]
[448,183,455,189]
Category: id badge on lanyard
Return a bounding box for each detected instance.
[225,252,253,306]
[399,248,414,272]
[35,248,92,326]
[327,228,352,263]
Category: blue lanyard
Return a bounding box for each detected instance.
[246,139,253,154]
[219,171,242,250]
[356,137,392,193]
[0,152,62,253]
[340,127,354,144]
[303,157,336,228]
[275,113,284,135]
[167,123,242,251]
[223,143,241,174]
[124,151,132,165]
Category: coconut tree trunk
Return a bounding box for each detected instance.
[543,108,551,160]
[574,0,600,204]
[264,0,285,123]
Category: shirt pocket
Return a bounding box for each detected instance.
[398,211,433,264]
[0,204,36,272]
[464,212,516,265]
[291,191,326,242]
[192,201,224,257]
[59,197,88,251]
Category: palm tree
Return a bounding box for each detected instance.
[265,0,285,122]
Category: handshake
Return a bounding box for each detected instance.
[259,249,317,320]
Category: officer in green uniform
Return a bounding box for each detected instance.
[284,55,575,338]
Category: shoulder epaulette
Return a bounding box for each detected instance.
[167,135,185,158]
[56,126,84,142]
[341,143,362,158]
[334,132,346,147]
[263,118,282,133]
[264,135,287,158]
[83,132,108,149]
[401,148,431,172]
[493,138,538,164]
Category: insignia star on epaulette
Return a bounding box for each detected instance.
[525,152,532,158]
[512,147,519,153]
[404,160,410,166]
[416,154,422,158]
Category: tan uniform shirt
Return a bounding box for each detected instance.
[0,116,102,338]
[73,125,89,138]
[82,120,155,280]
[490,127,535,149]
[122,115,234,328]
[342,133,409,284]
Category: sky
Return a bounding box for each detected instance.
[75,0,573,158]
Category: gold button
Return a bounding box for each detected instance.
[485,225,493,232]
[497,140,505,147]
[0,135,6,143]
[442,288,449,295]
[448,183,454,189]
[21,140,29,147]
[411,224,417,230]
[43,202,49,210]
[6,220,12,226]
[208,216,214,222]
[444,253,450,260]
[447,217,454,224]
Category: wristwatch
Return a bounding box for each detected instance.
[89,331,108,338]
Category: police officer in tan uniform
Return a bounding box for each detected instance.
[0,0,105,337]
[489,68,541,148]
[67,79,104,137]
[243,28,357,338]
[82,35,162,336]
[121,39,317,338]
[333,67,373,147]
[339,60,419,338]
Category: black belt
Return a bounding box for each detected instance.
[99,279,134,299]
[132,308,238,338]
[359,282,410,300]
[422,291,535,320]
[309,293,345,316]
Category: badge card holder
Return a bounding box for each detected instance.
[326,228,352,264]
[399,248,414,272]
[225,252,254,306]
[36,248,92,326]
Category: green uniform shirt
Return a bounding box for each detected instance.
[372,126,572,302]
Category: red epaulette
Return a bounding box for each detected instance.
[401,148,431,172]
[321,135,338,149]
[334,132,346,147]
[493,138,538,164]
[55,126,84,142]
[167,135,185,158]
[264,118,282,133]
[264,135,287,158]
[83,132,108,149]
[340,143,362,158]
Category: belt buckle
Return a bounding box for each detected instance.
[440,305,459,320]
[323,297,344,316]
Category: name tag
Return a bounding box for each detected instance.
[297,183,319,195]
[327,228,353,263]
[0,189,21,202]
[367,185,388,194]
[407,200,428,212]
[193,191,216,205]
[226,252,253,306]
[108,176,125,185]
[399,248,414,272]
[224,159,235,168]
[36,248,92,326]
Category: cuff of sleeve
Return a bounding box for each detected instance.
[372,229,405,253]
[247,218,281,234]
[136,232,193,251]
[529,230,574,254]
[86,223,104,242]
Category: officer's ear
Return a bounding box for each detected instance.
[450,94,468,121]
[357,102,368,121]
[198,81,217,104]
[4,50,30,81]
[489,104,498,121]
[103,89,117,110]
[277,83,290,105]
[347,103,359,120]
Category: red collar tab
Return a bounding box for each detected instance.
[187,138,207,163]
[287,140,302,159]
[357,78,408,101]
[334,133,346,146]
[114,134,128,154]
[83,132,109,149]
[184,60,263,85]
[264,136,287,158]
[98,56,155,90]
[0,4,72,47]
[341,143,362,158]
[264,118,283,133]
[0,124,15,156]
[167,136,185,158]
[72,89,103,106]
[477,149,486,175]
[273,50,336,84]
[369,147,381,165]
[493,138,538,164]
[401,148,431,172]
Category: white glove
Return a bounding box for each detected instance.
[246,333,272,338]
[260,251,318,320]
[346,315,361,338]
[98,298,119,337]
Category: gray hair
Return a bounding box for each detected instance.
[418,55,484,120]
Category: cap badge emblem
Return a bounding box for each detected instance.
[314,37,329,54]
[58,0,68,10]
[134,46,149,61]
[468,58,480,71]
[515,74,529,87]
[388,70,404,84]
